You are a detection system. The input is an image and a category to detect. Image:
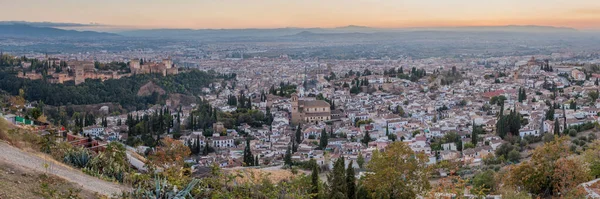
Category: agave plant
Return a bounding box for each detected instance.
[63,147,92,168]
[130,177,199,199]
[87,142,129,182]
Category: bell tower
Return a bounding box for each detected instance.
[291,93,301,125]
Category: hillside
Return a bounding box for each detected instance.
[0,161,100,198]
[0,69,221,111]
[137,81,166,97]
[0,141,129,197]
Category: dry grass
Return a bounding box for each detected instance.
[0,117,11,143]
[2,127,42,150]
[230,168,297,184]
[0,161,99,199]
[0,117,48,152]
[127,149,148,163]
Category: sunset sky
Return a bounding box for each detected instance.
[1,0,600,29]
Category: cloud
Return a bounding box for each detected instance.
[570,8,600,16]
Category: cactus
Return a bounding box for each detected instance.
[129,177,199,199]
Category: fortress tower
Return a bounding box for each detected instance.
[163,58,173,69]
[130,59,140,70]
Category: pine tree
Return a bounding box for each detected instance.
[346,160,357,199]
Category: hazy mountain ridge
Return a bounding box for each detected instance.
[119,25,579,39]
[0,24,118,38]
[0,21,100,27]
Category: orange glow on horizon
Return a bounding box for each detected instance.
[0,0,599,30]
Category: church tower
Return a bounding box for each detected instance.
[291,93,301,125]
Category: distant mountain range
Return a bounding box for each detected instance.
[0,21,101,28]
[0,24,118,38]
[0,21,581,40]
[119,25,579,39]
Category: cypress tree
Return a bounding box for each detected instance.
[203,142,209,155]
[311,160,320,199]
[499,102,505,118]
[319,128,329,150]
[331,100,336,110]
[545,106,555,120]
[471,121,478,145]
[554,117,560,135]
[295,124,302,144]
[328,157,347,199]
[188,112,194,130]
[362,131,371,145]
[284,146,292,166]
[496,116,507,139]
[292,140,297,153]
[196,134,201,154]
[385,124,389,136]
[243,139,253,166]
[346,160,357,199]
[563,106,567,133]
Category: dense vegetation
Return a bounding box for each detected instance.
[0,69,223,110]
[125,107,177,147]
[268,81,297,97]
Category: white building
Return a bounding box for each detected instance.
[212,136,235,148]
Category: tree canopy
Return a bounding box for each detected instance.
[362,142,431,198]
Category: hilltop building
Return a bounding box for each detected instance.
[130,58,178,76]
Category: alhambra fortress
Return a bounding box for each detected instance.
[17,57,178,85]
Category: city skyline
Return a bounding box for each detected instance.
[1,0,600,30]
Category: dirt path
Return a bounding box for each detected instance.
[0,142,130,197]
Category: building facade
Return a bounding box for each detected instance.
[291,93,331,124]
